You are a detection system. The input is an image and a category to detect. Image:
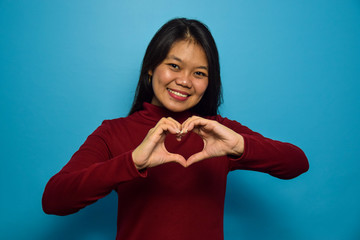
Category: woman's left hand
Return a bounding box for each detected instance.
[181,116,245,167]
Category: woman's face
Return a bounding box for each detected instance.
[150,40,209,112]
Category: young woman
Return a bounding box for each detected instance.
[42,18,309,240]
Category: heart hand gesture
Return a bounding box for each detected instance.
[132,117,187,170]
[132,116,244,170]
[181,116,244,166]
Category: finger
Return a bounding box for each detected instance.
[186,151,209,167]
[180,116,195,132]
[163,117,188,139]
[166,117,184,138]
[152,120,180,136]
[164,153,187,168]
[160,117,182,134]
[176,135,183,142]
[166,117,182,130]
[182,116,204,133]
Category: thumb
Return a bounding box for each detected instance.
[186,151,209,167]
[165,153,187,168]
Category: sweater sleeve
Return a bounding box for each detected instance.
[42,123,147,216]
[219,117,309,180]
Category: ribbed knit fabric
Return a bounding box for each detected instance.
[42,103,308,240]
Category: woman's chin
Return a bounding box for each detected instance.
[163,103,192,113]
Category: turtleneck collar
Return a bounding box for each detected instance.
[137,102,194,123]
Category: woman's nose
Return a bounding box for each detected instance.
[175,73,192,88]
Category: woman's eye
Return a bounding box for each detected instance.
[169,64,179,69]
[195,71,207,77]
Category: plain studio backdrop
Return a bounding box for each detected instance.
[0,0,359,239]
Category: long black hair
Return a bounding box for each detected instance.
[128,18,222,116]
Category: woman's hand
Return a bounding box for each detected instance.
[132,116,244,170]
[132,117,187,170]
[181,116,244,167]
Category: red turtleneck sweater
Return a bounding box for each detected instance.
[42,103,308,240]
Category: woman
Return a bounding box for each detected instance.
[42,18,309,240]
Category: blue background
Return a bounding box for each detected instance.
[1,0,359,239]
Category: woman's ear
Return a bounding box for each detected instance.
[148,70,153,76]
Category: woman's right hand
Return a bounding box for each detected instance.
[132,117,187,170]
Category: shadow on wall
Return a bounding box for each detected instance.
[39,192,118,240]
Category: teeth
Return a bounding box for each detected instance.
[168,89,187,97]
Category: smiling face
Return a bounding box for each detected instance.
[150,40,209,112]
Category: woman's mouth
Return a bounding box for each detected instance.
[167,89,189,101]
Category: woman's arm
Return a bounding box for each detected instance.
[42,127,146,216]
[180,115,308,179]
[220,117,309,179]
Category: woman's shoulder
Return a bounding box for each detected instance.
[206,114,254,134]
[206,114,238,125]
[90,115,134,136]
[93,112,154,136]
[101,116,131,127]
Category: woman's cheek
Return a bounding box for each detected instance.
[196,79,209,95]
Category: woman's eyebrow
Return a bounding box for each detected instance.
[197,65,208,70]
[167,55,182,62]
[167,55,208,70]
